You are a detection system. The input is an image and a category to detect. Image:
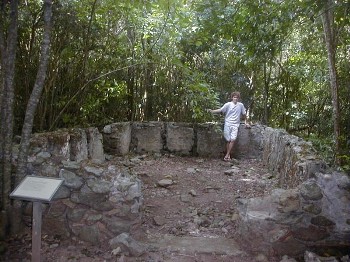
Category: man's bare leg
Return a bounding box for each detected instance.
[225,140,235,160]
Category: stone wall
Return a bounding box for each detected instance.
[12,128,142,248]
[102,121,262,159]
[236,127,350,257]
[236,172,350,257]
[262,127,327,189]
[10,122,350,257]
[10,122,261,247]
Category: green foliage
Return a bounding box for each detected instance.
[8,0,350,165]
[306,135,334,165]
[183,75,220,122]
[307,134,350,174]
[78,80,130,127]
[338,154,350,174]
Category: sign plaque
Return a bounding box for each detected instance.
[10,175,63,202]
[10,175,64,262]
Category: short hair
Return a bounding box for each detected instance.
[231,91,241,99]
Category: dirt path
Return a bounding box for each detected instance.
[132,155,279,261]
[1,155,281,262]
[135,155,276,239]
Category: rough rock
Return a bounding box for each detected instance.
[109,233,146,257]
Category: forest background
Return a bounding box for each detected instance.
[0,0,349,234]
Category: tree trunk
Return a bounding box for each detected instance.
[0,0,19,237]
[262,62,270,125]
[143,38,155,121]
[127,67,135,121]
[126,23,136,121]
[321,0,340,163]
[0,0,19,209]
[16,0,53,181]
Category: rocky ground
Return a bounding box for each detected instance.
[1,154,344,262]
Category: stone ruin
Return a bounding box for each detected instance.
[9,122,350,258]
[237,127,350,257]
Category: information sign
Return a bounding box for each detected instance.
[10,175,63,202]
[10,175,64,262]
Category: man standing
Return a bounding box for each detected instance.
[209,91,250,161]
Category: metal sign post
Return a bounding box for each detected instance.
[10,176,63,262]
[32,202,42,262]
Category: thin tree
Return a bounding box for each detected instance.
[0,0,19,236]
[16,0,53,181]
[321,0,340,163]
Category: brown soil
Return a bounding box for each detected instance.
[1,154,280,262]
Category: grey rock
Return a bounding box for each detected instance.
[103,217,131,235]
[302,204,322,215]
[53,185,71,199]
[125,182,142,201]
[41,164,58,177]
[102,124,113,133]
[166,123,194,155]
[189,189,197,196]
[86,127,105,162]
[304,251,338,262]
[86,213,103,223]
[84,166,104,177]
[224,168,240,176]
[255,253,269,262]
[113,173,136,192]
[310,216,335,227]
[278,190,300,213]
[157,179,173,187]
[67,208,86,222]
[338,175,350,191]
[61,160,81,170]
[131,122,163,154]
[37,151,51,159]
[293,225,329,241]
[87,179,113,194]
[59,169,83,189]
[279,255,297,262]
[71,185,113,211]
[130,199,142,214]
[186,167,197,174]
[102,122,131,155]
[69,128,89,162]
[300,181,323,200]
[180,193,190,202]
[71,224,100,245]
[153,216,167,226]
[109,233,146,257]
[130,157,142,164]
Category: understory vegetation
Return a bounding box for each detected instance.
[1,0,349,173]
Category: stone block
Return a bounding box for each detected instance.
[47,130,71,160]
[30,130,71,161]
[69,128,88,162]
[131,122,164,153]
[196,123,225,157]
[166,122,194,155]
[102,122,131,156]
[86,127,105,161]
[235,124,264,159]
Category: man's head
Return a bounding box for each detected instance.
[231,91,240,100]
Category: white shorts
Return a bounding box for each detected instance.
[224,124,239,142]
